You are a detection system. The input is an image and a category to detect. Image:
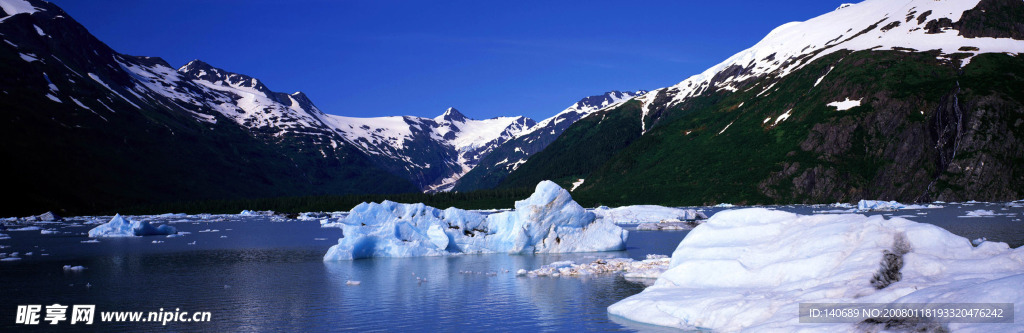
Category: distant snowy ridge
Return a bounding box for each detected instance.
[450,90,646,192]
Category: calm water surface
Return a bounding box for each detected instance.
[0,202,1020,331]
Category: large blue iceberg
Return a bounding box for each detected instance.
[323,181,628,260]
[87,214,177,237]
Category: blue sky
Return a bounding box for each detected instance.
[49,0,851,120]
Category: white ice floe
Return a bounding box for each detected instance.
[592,205,707,223]
[345,280,361,286]
[517,254,671,279]
[962,209,996,217]
[240,210,275,216]
[636,221,701,231]
[87,214,177,237]
[608,208,1024,332]
[62,265,86,272]
[857,199,942,211]
[323,181,628,260]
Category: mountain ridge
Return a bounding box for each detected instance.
[496,0,1024,205]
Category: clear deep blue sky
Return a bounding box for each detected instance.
[48,0,850,120]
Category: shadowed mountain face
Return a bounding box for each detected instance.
[0,0,418,215]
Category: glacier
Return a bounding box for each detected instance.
[87,214,177,237]
[608,208,1024,332]
[323,181,628,260]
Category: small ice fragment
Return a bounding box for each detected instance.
[63,265,87,272]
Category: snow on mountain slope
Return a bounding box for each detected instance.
[424,108,536,192]
[178,60,335,137]
[101,55,539,192]
[437,108,532,154]
[0,0,41,17]
[451,90,646,192]
[517,90,644,141]
[637,0,1024,133]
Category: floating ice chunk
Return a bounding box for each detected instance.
[8,226,40,231]
[63,265,86,272]
[713,203,735,208]
[1,257,22,262]
[345,280,361,286]
[518,256,671,279]
[857,199,942,211]
[240,210,275,216]
[963,209,996,217]
[636,221,700,231]
[87,214,177,237]
[80,239,99,243]
[608,208,1024,332]
[592,205,707,223]
[324,181,628,260]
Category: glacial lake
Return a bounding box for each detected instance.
[1,202,1021,331]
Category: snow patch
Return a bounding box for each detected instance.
[570,178,585,192]
[828,98,862,111]
[772,109,792,126]
[0,0,41,16]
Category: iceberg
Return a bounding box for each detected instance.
[591,205,707,223]
[608,208,1024,332]
[87,214,177,237]
[857,199,942,211]
[516,255,671,279]
[324,181,628,260]
[240,210,275,216]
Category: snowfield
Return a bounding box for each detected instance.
[323,181,627,260]
[608,208,1024,332]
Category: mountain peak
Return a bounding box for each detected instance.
[572,90,646,111]
[179,59,213,72]
[435,107,470,122]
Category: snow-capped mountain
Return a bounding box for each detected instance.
[635,0,1024,133]
[0,0,415,214]
[497,0,1024,205]
[322,107,536,192]
[453,90,645,192]
[0,0,582,215]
